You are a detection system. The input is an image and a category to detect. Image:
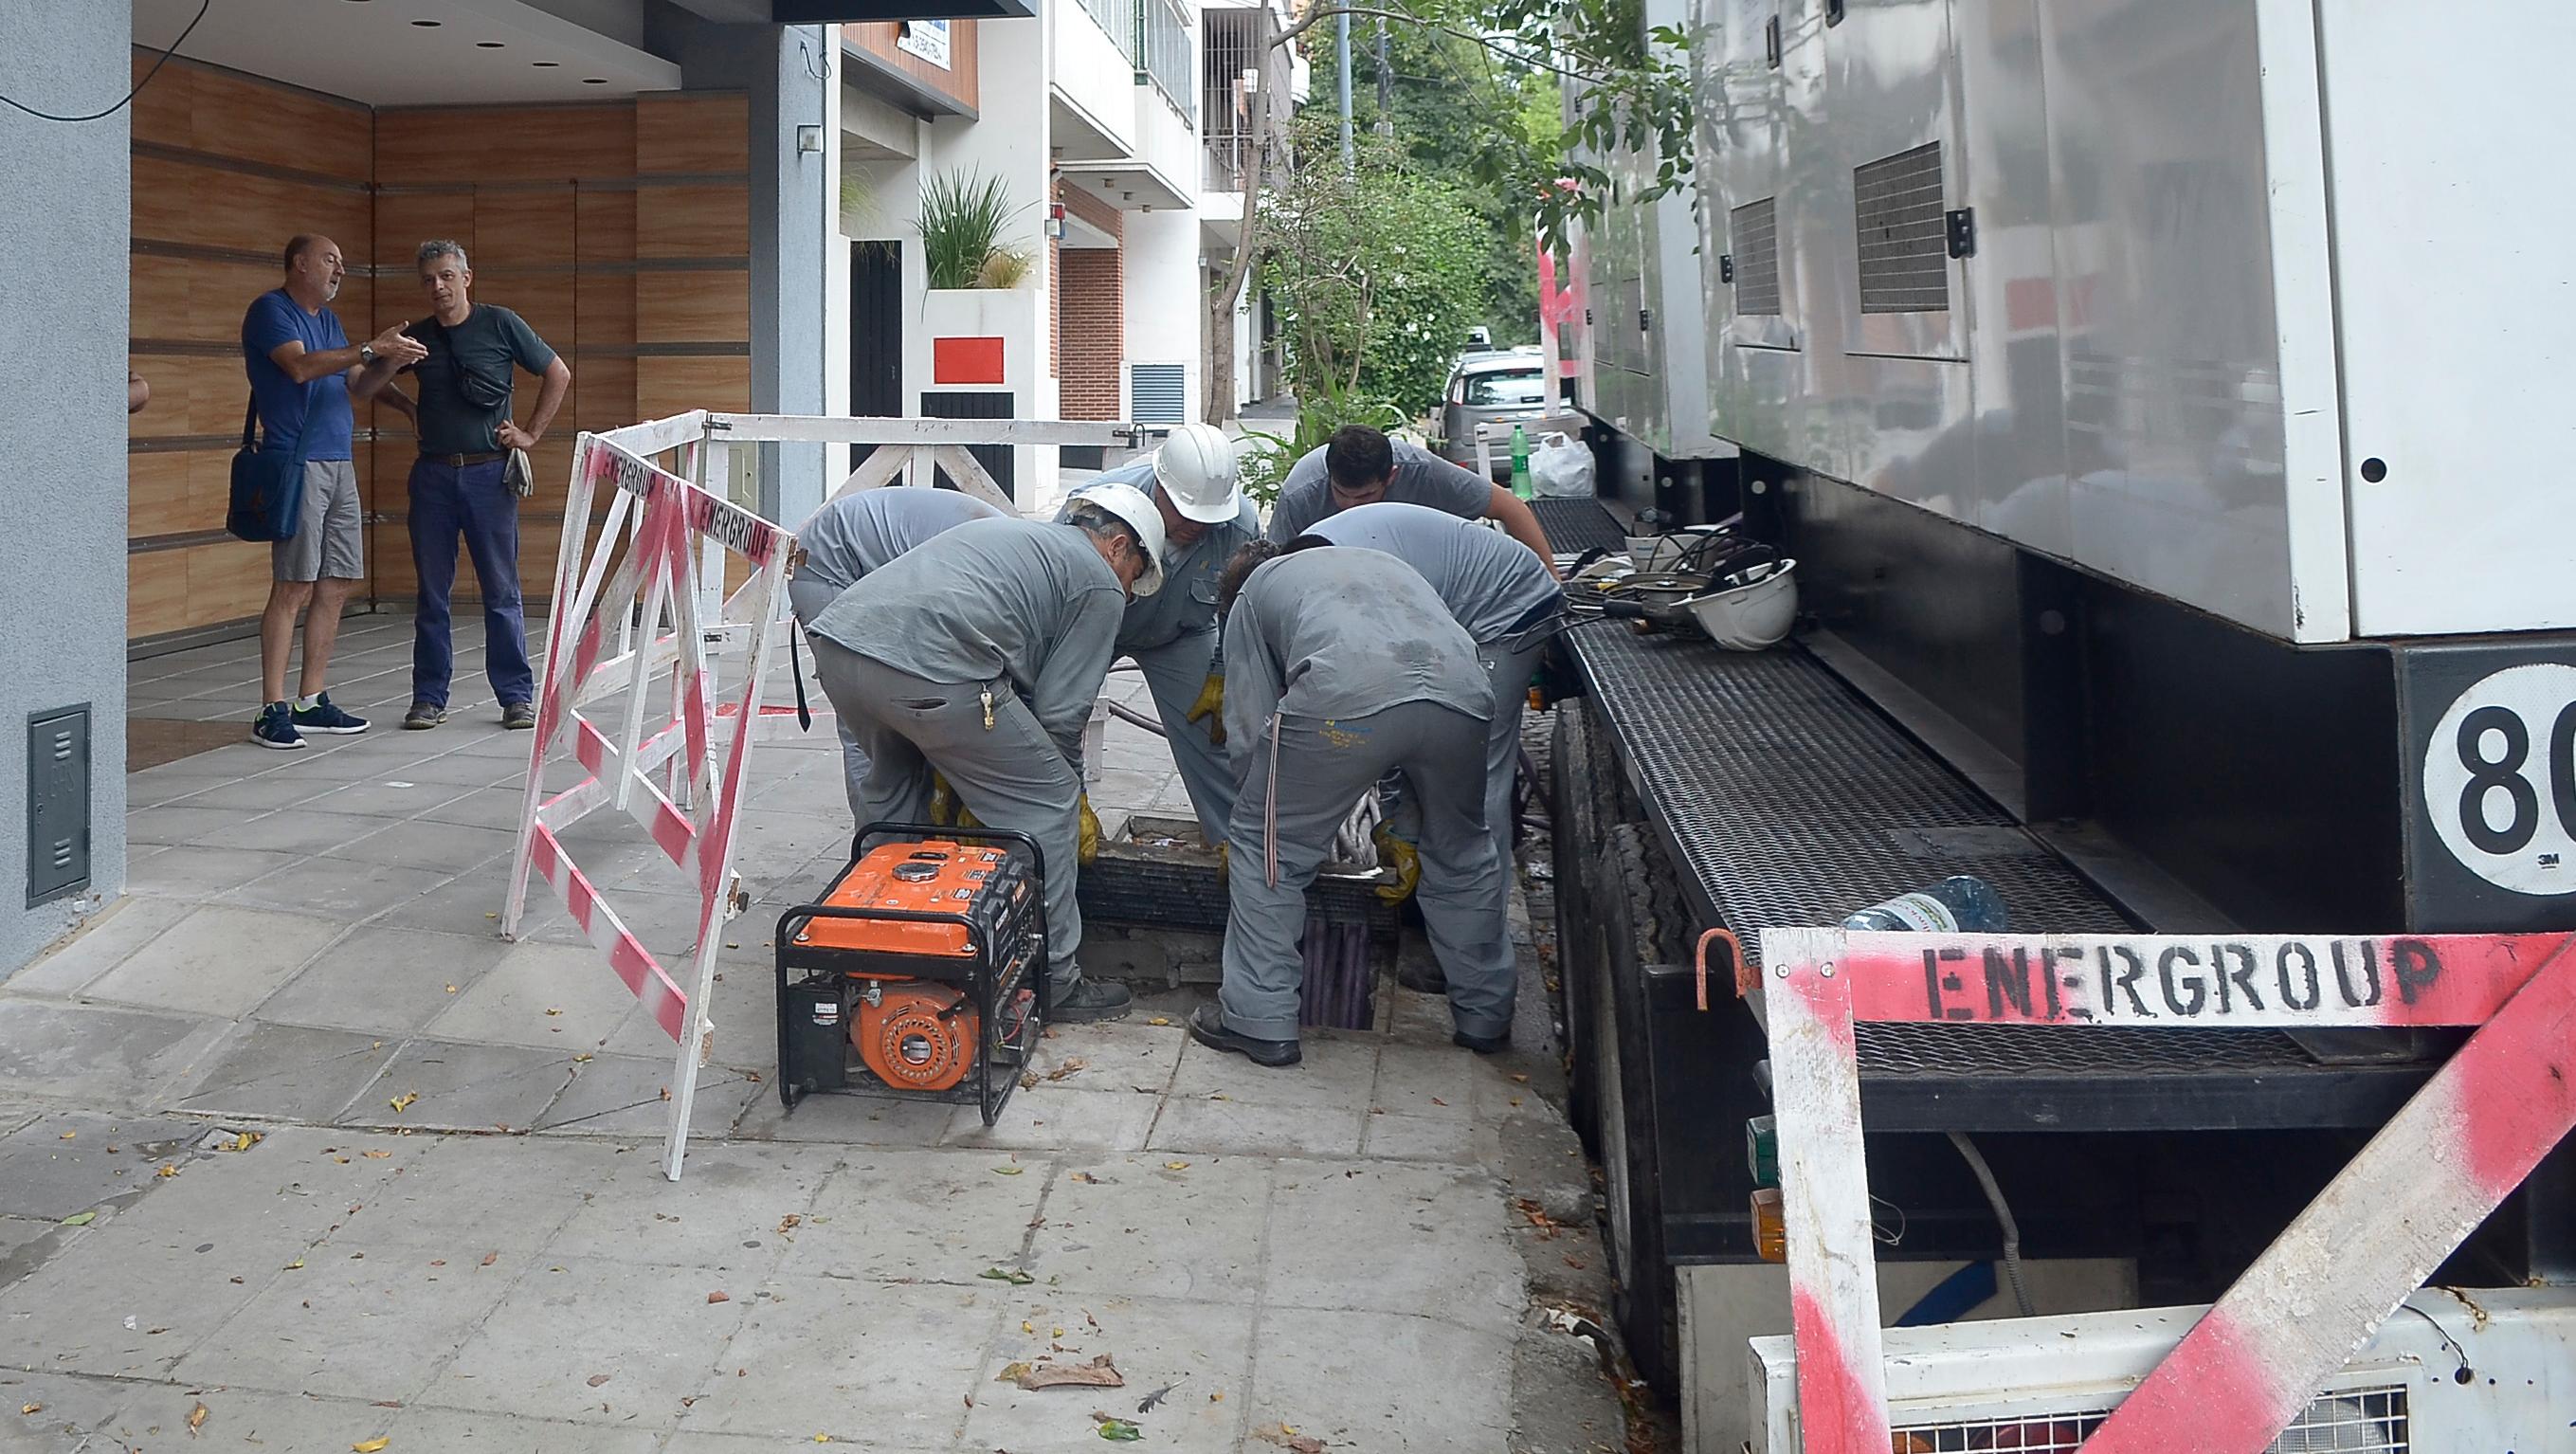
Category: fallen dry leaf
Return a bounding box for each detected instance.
[480,1251,499,1267]
[58,1131,73,1140]
[1069,1172,1098,1184]
[1147,1016,1172,1027]
[188,1400,208,1433]
[1254,1422,1324,1453]
[587,1374,611,1388]
[1163,1161,1190,1172]
[1019,1354,1124,1390]
[545,1008,563,1017]
[996,1361,1032,1383]
[354,1438,391,1453]
[59,1211,95,1227]
[389,1093,418,1114]
[573,1053,593,1063]
[1429,1097,1448,1106]
[155,1164,179,1178]
[777,1213,802,1233]
[1043,1057,1090,1081]
[992,1165,1025,1176]
[362,1150,391,1159]
[444,984,458,993]
[706,1291,731,1304]
[1510,1072,1531,1083]
[284,1257,305,1270]
[227,1131,262,1153]
[20,1403,41,1415]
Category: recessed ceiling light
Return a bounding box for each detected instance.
[477,41,504,49]
[533,61,560,67]
[411,18,442,27]
[582,78,608,84]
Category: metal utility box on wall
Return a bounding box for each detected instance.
[26,706,91,908]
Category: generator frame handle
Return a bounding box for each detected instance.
[850,820,1049,896]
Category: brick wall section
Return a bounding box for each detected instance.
[1058,248,1125,420]
[1049,179,1062,381]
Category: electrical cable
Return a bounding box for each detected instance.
[1,0,209,123]
[1945,1131,2036,1317]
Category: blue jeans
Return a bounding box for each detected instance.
[408,457,534,708]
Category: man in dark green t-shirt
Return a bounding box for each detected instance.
[383,240,572,731]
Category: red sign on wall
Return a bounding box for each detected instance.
[933,336,1007,386]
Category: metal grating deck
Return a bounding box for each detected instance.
[1533,497,1630,554]
[1562,625,2438,1131]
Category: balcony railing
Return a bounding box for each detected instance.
[1201,8,1282,191]
[1137,0,1194,126]
[1076,0,1138,68]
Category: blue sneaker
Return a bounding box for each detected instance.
[250,701,305,751]
[292,693,370,735]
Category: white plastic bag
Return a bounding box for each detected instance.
[1529,431,1594,498]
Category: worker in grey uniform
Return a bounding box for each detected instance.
[787,486,1004,820]
[1295,500,1565,884]
[803,486,1167,1023]
[1061,423,1261,845]
[1186,541,1513,1066]
[1266,425,1561,573]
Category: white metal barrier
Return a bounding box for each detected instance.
[503,411,1162,1178]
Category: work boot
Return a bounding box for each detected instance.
[1395,960,1449,995]
[501,700,537,730]
[1187,1004,1301,1068]
[1045,976,1133,1025]
[1453,1024,1513,1056]
[404,701,447,731]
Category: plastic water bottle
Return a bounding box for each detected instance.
[1841,875,2009,934]
[1510,424,1534,500]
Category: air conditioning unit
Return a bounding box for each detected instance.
[1748,1288,2576,1453]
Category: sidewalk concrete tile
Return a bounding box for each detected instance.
[1358,1112,1481,1163]
[80,904,343,1020]
[0,1112,203,1221]
[123,804,251,847]
[1025,1154,1270,1302]
[344,1040,577,1133]
[0,1214,299,1377]
[101,1127,408,1249]
[424,1254,746,1428]
[170,1240,522,1401]
[370,865,540,938]
[792,1148,1052,1282]
[1169,1034,1379,1113]
[425,943,669,1058]
[0,1000,231,1105]
[168,773,350,814]
[1370,1043,1483,1123]
[0,1368,133,1448]
[963,1292,1256,1454]
[1145,1100,1365,1159]
[1028,1021,1187,1088]
[534,1056,762,1140]
[1243,1306,1515,1454]
[250,925,514,1034]
[335,821,520,874]
[673,1277,994,1444]
[225,855,456,921]
[194,809,390,857]
[93,1385,392,1451]
[126,768,244,809]
[0,897,195,998]
[302,778,475,819]
[411,787,536,831]
[730,1083,958,1146]
[690,966,777,1071]
[175,1022,398,1122]
[942,1085,1159,1154]
[1261,1162,1522,1330]
[342,1134,629,1257]
[121,845,300,900]
[386,1406,670,1452]
[547,1141,832,1274]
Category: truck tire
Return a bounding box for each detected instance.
[1597,822,1681,1392]
[1551,708,1604,1154]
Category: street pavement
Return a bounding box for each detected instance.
[1,615,1624,1453]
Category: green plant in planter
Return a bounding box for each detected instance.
[918,170,1022,289]
[975,246,1034,289]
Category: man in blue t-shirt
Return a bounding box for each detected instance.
[241,234,426,750]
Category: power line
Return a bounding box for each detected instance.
[0,0,210,124]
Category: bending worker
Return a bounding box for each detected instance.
[1265,425,1561,575]
[801,488,1167,1024]
[1187,540,1514,1068]
[1061,424,1260,845]
[787,486,1004,819]
[1294,500,1565,888]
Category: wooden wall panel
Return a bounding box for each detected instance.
[573,356,638,428]
[637,272,752,343]
[129,554,191,639]
[576,187,635,262]
[638,356,752,418]
[189,542,279,625]
[474,185,578,266]
[128,455,194,539]
[636,93,750,173]
[844,23,980,114]
[185,260,292,338]
[184,65,372,182]
[375,191,472,292]
[377,105,634,184]
[635,185,750,258]
[576,271,636,347]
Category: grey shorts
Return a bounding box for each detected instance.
[273,459,364,583]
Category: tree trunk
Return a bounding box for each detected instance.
[1204,8,1276,426]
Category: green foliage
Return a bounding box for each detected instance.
[916,170,1023,290]
[1258,119,1490,424]
[1233,428,1292,505]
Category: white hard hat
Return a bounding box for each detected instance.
[1071,481,1168,597]
[1682,558,1797,650]
[1152,423,1243,524]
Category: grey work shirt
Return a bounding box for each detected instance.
[406,304,557,456]
[797,487,1003,596]
[1221,546,1492,761]
[1063,459,1262,656]
[1302,500,1560,645]
[807,518,1128,769]
[1265,440,1494,543]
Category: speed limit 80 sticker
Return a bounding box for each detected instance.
[2422,663,2576,897]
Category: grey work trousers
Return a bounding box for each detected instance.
[805,637,1086,984]
[1221,702,1512,1042]
[787,574,869,823]
[1478,635,1548,882]
[1132,630,1234,845]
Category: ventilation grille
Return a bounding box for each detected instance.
[1891,1387,2408,1454]
[1128,362,1187,424]
[1855,141,1950,314]
[1729,197,1781,316]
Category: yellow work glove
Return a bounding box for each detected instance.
[926,772,955,827]
[1186,673,1226,747]
[1215,842,1229,881]
[1372,826,1421,904]
[1078,794,1100,866]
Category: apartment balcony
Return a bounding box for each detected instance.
[1051,0,1142,162]
[1055,0,1199,209]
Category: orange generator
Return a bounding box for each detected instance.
[774,825,1047,1126]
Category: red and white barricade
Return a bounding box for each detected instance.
[1751,925,2576,1454]
[502,423,791,1180]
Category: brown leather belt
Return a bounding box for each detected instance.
[421,450,508,466]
